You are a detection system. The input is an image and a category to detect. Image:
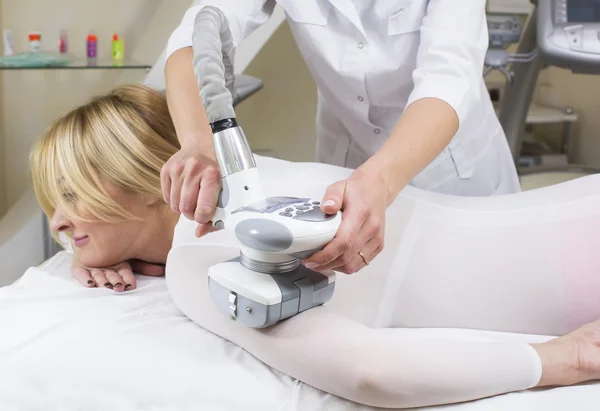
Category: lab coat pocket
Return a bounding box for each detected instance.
[448,145,475,180]
[387,0,428,35]
[277,0,330,59]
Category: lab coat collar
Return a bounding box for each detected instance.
[327,0,367,39]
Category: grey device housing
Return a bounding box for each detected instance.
[499,1,600,164]
[209,258,335,328]
[538,0,600,73]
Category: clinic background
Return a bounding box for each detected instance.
[1,0,600,282]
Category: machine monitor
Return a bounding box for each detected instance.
[538,0,600,72]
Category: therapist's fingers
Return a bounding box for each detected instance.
[341,235,384,274]
[90,269,111,289]
[195,223,220,238]
[160,164,172,205]
[305,206,367,272]
[116,266,136,291]
[320,181,346,214]
[169,172,184,214]
[195,165,221,224]
[72,265,96,288]
[179,169,202,221]
[104,269,125,293]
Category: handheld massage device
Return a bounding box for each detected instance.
[192,7,341,328]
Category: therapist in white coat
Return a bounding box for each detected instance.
[161,0,520,275]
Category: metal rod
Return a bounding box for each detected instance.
[497,8,542,164]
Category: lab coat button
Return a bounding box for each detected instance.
[374,128,381,134]
[357,96,364,102]
[357,42,364,49]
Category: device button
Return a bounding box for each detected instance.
[312,201,320,205]
[280,212,293,217]
[285,208,294,212]
[564,25,584,51]
[297,206,310,211]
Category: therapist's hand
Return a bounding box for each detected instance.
[72,260,165,292]
[161,143,222,236]
[303,168,389,274]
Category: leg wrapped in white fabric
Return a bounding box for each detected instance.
[167,155,600,409]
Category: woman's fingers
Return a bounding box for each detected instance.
[179,163,203,220]
[305,207,367,272]
[160,163,172,204]
[338,213,382,273]
[72,266,96,288]
[342,235,384,274]
[104,269,125,292]
[169,165,185,213]
[195,223,220,238]
[130,260,165,277]
[73,261,141,292]
[320,181,345,215]
[117,265,136,291]
[195,165,221,224]
[90,269,111,289]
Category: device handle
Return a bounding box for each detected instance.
[211,205,227,229]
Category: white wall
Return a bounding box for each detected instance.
[0,188,44,286]
[0,0,191,213]
[236,21,318,162]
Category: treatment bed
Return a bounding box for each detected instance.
[1,249,598,411]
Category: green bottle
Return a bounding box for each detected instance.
[112,33,124,62]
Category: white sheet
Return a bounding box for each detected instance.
[1,251,599,410]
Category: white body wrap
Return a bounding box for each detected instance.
[167,156,600,408]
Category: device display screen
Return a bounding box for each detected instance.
[568,0,600,22]
[488,21,513,31]
[233,197,310,214]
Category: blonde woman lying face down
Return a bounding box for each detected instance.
[30,84,600,409]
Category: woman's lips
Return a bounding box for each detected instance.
[73,235,89,247]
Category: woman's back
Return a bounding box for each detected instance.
[170,155,600,336]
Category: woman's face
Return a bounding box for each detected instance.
[50,181,156,268]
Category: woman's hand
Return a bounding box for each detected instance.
[160,143,222,237]
[303,167,390,274]
[533,320,600,387]
[72,260,165,292]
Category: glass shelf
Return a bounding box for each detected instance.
[0,53,151,71]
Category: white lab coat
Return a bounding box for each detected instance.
[166,0,520,196]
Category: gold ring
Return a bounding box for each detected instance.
[358,251,369,266]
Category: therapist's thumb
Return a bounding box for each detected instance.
[321,181,345,214]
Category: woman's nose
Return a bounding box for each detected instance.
[50,208,73,233]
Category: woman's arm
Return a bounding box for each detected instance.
[163,0,276,149]
[165,47,214,152]
[161,2,276,226]
[167,243,549,409]
[362,0,489,201]
[361,98,458,202]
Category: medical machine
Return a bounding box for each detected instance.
[191,7,341,328]
[496,0,600,174]
[484,14,532,83]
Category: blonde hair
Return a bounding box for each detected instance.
[30,84,180,232]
